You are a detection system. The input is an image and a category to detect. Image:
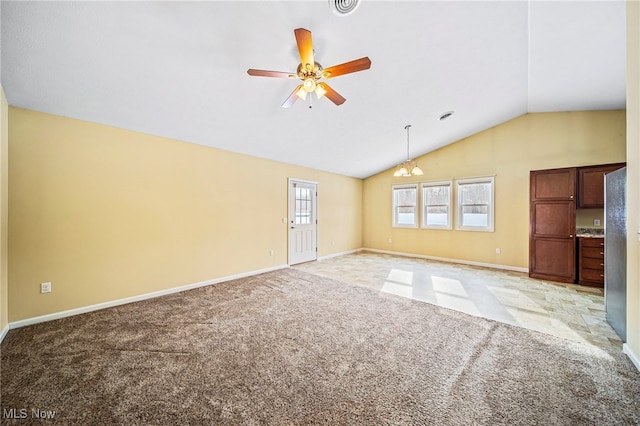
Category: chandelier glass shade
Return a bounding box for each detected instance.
[393,125,423,177]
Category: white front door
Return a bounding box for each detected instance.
[288,179,318,265]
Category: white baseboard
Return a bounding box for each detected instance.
[318,248,362,261]
[9,264,289,330]
[623,343,640,372]
[0,323,9,344]
[362,248,529,273]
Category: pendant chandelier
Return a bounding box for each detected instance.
[393,124,424,177]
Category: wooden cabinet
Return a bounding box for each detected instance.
[531,168,577,201]
[578,237,605,287]
[529,162,626,285]
[530,163,625,285]
[529,168,576,283]
[578,163,625,208]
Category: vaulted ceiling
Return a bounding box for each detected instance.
[0,1,626,178]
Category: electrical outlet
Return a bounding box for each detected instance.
[495,248,501,254]
[594,219,601,226]
[41,282,51,294]
[388,238,393,243]
[269,249,274,256]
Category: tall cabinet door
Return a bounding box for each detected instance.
[529,168,576,283]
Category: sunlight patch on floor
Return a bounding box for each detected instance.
[381,269,415,298]
[431,276,481,316]
[386,269,413,285]
[381,281,414,298]
[432,276,468,297]
[434,292,482,317]
[487,285,548,314]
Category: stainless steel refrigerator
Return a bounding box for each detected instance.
[605,167,626,340]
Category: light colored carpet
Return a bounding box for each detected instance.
[1,268,639,425]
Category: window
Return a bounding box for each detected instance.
[392,184,418,228]
[422,181,452,229]
[456,176,495,232]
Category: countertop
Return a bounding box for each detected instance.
[576,227,604,238]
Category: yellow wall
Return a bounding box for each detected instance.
[576,209,604,230]
[0,86,8,333]
[626,0,640,364]
[8,108,362,322]
[363,111,626,269]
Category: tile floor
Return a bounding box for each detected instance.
[293,251,624,351]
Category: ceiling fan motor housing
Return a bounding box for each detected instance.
[297,62,323,79]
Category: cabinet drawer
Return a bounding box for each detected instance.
[582,247,604,259]
[581,238,604,248]
[581,268,604,282]
[582,257,604,270]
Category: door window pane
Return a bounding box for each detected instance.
[295,187,312,225]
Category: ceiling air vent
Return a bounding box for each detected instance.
[439,111,455,121]
[329,0,361,16]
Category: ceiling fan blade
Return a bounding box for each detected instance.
[247,69,296,78]
[322,57,371,79]
[294,28,314,70]
[318,82,346,106]
[282,85,303,108]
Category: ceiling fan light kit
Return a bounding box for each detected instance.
[394,125,424,177]
[247,28,371,108]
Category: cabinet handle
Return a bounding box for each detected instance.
[569,234,573,238]
[600,242,604,246]
[570,195,574,199]
[600,252,604,255]
[600,274,604,277]
[600,263,604,266]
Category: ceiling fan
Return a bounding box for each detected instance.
[247,28,371,108]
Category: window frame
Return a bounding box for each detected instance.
[455,176,495,232]
[421,180,453,230]
[392,183,419,228]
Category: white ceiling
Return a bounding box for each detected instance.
[0,1,626,179]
